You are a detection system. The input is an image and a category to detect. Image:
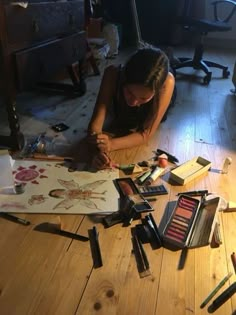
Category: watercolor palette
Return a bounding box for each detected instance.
[163,195,221,248]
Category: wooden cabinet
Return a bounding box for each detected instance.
[15,32,86,90]
[0,0,86,150]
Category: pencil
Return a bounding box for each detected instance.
[208,281,236,312]
[31,153,73,162]
[200,272,233,308]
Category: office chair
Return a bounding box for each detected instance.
[173,0,236,84]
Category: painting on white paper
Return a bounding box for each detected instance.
[0,160,119,214]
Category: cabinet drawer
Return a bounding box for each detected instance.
[14,31,86,91]
[5,1,85,49]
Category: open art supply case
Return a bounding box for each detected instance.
[162,194,221,248]
[170,156,211,185]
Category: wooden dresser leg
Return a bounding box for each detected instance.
[67,59,87,96]
[0,98,25,151]
[232,61,236,89]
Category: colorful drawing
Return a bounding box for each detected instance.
[13,165,48,185]
[0,160,119,214]
[48,179,107,210]
[28,194,48,205]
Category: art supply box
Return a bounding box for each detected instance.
[162,195,221,248]
[170,156,211,185]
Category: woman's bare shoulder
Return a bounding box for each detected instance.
[159,71,175,94]
[157,72,175,101]
[165,71,175,88]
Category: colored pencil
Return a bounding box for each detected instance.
[200,272,233,308]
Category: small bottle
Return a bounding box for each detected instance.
[14,183,25,194]
[137,170,152,185]
[36,136,71,156]
[221,157,232,174]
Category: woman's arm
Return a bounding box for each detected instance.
[108,72,175,151]
[87,65,118,134]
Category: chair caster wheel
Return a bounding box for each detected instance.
[203,74,211,85]
[223,68,230,78]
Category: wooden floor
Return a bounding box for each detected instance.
[0,45,236,315]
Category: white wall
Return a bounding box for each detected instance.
[205,0,236,40]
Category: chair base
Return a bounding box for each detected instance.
[174,43,230,84]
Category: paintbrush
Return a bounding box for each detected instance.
[27,153,73,162]
[34,218,89,242]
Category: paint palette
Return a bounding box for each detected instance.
[163,195,221,248]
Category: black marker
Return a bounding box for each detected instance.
[88,226,103,268]
[0,212,30,225]
[177,190,208,197]
[57,229,89,242]
[200,272,233,308]
[208,281,236,313]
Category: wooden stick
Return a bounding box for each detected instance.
[26,153,73,162]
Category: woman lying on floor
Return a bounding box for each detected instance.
[86,47,175,169]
